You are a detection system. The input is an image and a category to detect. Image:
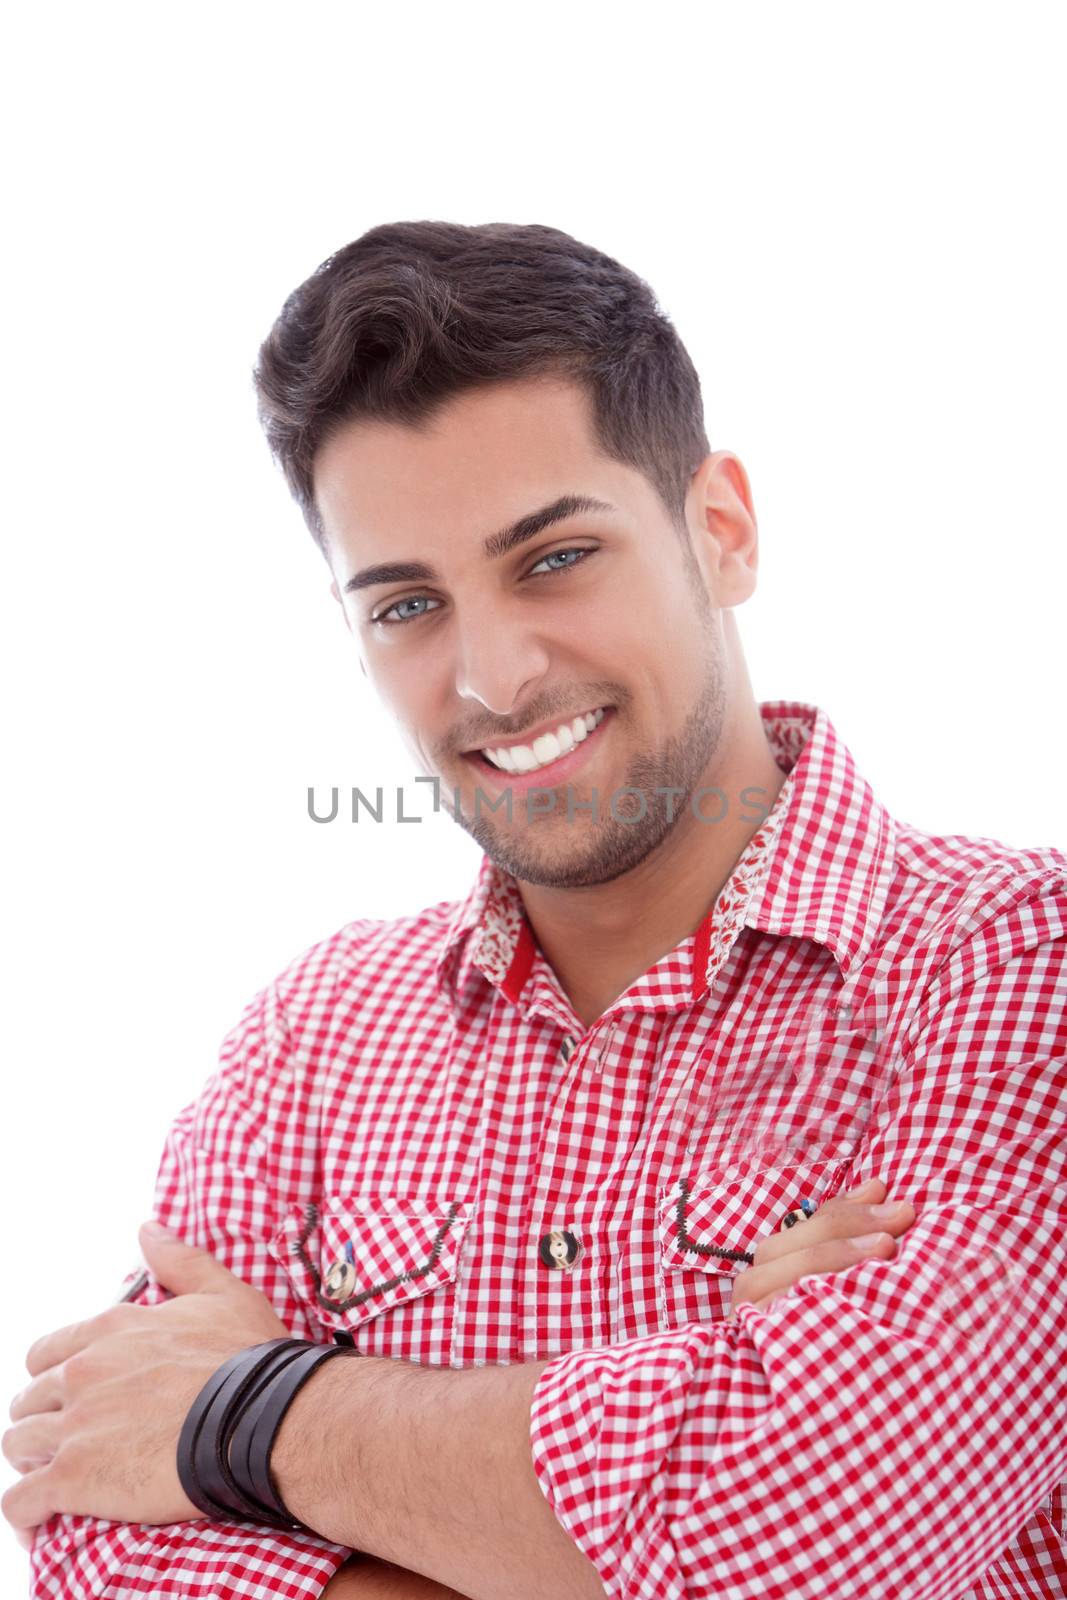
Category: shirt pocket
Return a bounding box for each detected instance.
[269,1191,471,1360]
[657,1157,855,1327]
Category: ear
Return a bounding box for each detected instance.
[687,451,759,606]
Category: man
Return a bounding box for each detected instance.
[4,221,1066,1599]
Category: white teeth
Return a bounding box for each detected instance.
[482,707,607,774]
[532,732,562,764]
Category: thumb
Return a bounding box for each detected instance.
[137,1220,237,1295]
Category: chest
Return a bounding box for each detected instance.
[267,963,894,1366]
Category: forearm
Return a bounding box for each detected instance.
[323,1554,470,1598]
[273,1355,605,1600]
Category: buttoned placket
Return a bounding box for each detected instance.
[510,868,782,1354]
[520,1009,617,1355]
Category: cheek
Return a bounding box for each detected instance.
[383,678,450,775]
[364,651,433,719]
[587,572,685,668]
[551,613,634,693]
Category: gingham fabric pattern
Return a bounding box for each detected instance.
[29,701,1067,1599]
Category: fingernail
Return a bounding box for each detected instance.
[845,1179,881,1194]
[870,1202,906,1219]
[142,1219,173,1237]
[853,1232,891,1248]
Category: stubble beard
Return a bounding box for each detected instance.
[446,638,728,890]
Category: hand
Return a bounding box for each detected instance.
[2,1221,291,1548]
[728,1176,916,1317]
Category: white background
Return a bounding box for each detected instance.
[2,2,1064,1588]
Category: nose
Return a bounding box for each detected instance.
[453,606,551,715]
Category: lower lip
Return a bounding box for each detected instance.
[463,708,614,794]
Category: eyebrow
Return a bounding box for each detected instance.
[341,493,617,595]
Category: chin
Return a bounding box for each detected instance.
[478,818,676,890]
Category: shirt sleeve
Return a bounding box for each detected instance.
[529,878,1067,1600]
[29,981,352,1600]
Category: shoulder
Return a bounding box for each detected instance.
[186,897,466,1159]
[886,820,1067,974]
[893,819,1066,895]
[875,825,1067,1070]
[256,896,466,1036]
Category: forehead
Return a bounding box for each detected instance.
[313,375,651,560]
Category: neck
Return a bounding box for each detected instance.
[517,699,789,1031]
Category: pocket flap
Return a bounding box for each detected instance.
[271,1192,471,1332]
[659,1159,851,1278]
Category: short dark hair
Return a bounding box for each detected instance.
[252,220,710,558]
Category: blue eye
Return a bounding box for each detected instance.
[371,546,594,626]
[373,595,443,626]
[528,547,593,576]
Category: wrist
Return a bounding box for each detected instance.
[271,1347,367,1543]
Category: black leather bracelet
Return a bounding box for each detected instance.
[177,1339,297,1523]
[195,1342,307,1523]
[177,1337,363,1533]
[233,1342,362,1525]
[223,1341,312,1515]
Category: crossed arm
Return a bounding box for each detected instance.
[12,1145,1061,1600]
[5,1180,910,1600]
[7,892,1067,1600]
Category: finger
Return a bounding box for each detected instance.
[734,1233,899,1311]
[25,1322,90,1379]
[9,1370,64,1422]
[842,1177,885,1196]
[137,1222,244,1297]
[24,1303,139,1378]
[754,1194,915,1266]
[0,1462,59,1536]
[1,1413,62,1474]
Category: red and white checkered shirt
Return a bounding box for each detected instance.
[31,701,1067,1599]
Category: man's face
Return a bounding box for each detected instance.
[315,375,733,889]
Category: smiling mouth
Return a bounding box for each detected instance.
[473,706,608,776]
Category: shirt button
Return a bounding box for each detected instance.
[323,1244,357,1301]
[559,1034,576,1062]
[779,1199,818,1231]
[538,1229,582,1270]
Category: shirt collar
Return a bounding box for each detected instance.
[743,700,897,980]
[434,700,897,1014]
